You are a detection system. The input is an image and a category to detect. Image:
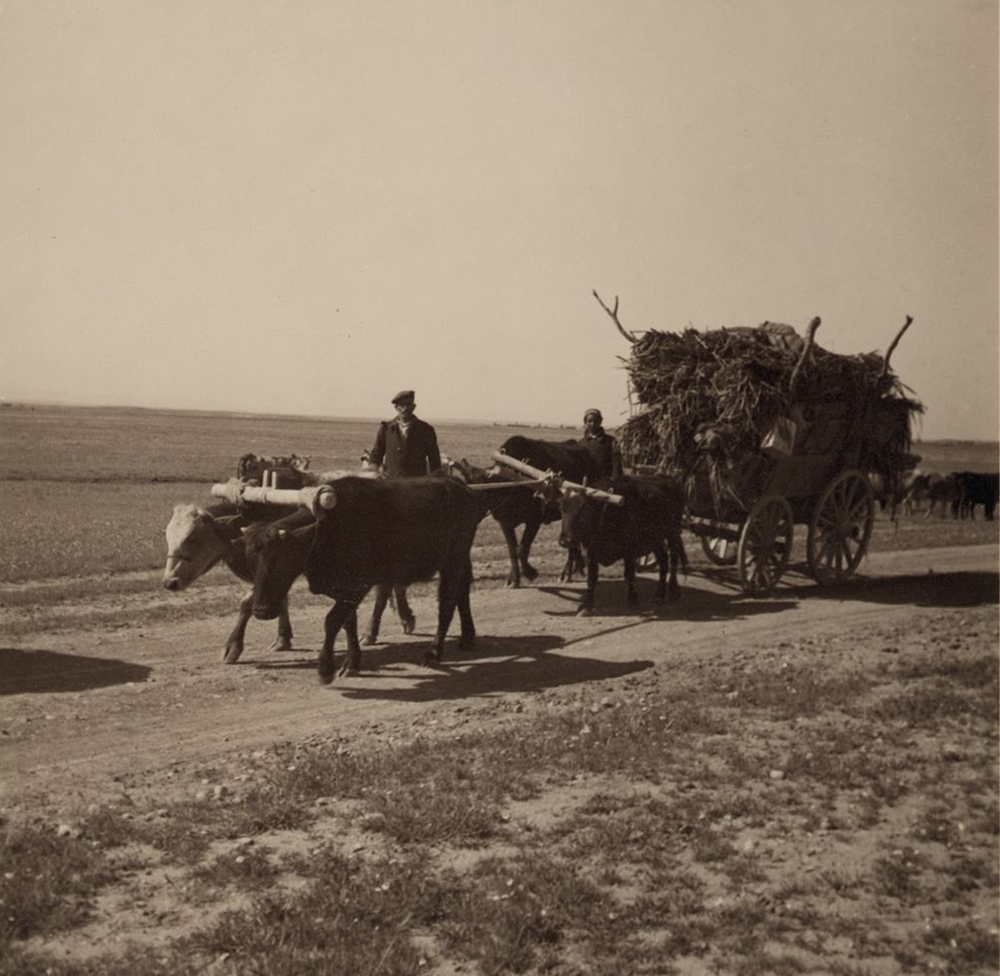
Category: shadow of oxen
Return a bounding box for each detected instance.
[0,648,151,695]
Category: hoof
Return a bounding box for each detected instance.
[337,666,360,678]
[361,633,378,647]
[505,578,521,589]
[222,646,243,664]
[401,614,416,635]
[576,606,593,617]
[268,638,293,653]
[318,667,335,685]
[522,565,539,582]
[422,651,442,667]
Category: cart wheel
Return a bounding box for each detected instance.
[737,494,794,596]
[700,534,738,566]
[807,469,874,585]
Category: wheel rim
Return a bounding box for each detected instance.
[807,470,874,585]
[701,534,737,566]
[737,494,794,596]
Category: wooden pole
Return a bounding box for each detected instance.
[210,482,336,513]
[491,452,626,506]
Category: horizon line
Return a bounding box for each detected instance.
[0,396,995,446]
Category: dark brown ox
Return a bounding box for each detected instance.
[163,499,300,661]
[485,435,605,586]
[558,475,687,616]
[244,475,486,683]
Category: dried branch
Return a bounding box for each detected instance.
[880,315,914,379]
[593,290,636,343]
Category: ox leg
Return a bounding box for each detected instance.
[666,535,683,601]
[427,565,464,665]
[319,601,357,684]
[363,584,391,645]
[560,544,586,583]
[654,545,669,603]
[339,605,365,677]
[223,588,254,663]
[519,517,542,582]
[394,586,416,634]
[624,557,639,606]
[456,558,476,652]
[499,521,522,588]
[267,597,294,653]
[577,558,599,616]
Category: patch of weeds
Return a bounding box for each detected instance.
[911,803,961,846]
[1,943,202,976]
[782,729,909,805]
[818,868,863,899]
[717,664,868,720]
[0,822,118,941]
[920,918,1000,975]
[186,848,440,975]
[870,847,925,904]
[726,853,767,886]
[190,845,279,891]
[941,852,999,898]
[691,829,736,864]
[436,852,622,974]
[733,949,807,975]
[124,809,215,864]
[363,778,501,846]
[895,652,999,690]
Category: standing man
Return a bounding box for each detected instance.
[582,408,623,480]
[362,390,442,645]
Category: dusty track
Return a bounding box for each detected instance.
[1,544,996,813]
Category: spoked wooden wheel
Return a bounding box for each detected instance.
[700,534,738,566]
[737,494,794,596]
[807,469,875,585]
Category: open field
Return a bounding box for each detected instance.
[1,404,998,975]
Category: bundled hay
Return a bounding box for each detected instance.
[605,300,922,518]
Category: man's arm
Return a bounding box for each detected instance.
[425,424,442,474]
[369,422,388,467]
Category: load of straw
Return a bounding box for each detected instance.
[615,317,922,518]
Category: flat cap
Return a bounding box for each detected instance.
[391,389,416,405]
[583,408,603,422]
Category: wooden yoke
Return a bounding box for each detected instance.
[491,452,626,506]
[210,482,336,516]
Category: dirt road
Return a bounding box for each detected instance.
[2,544,996,814]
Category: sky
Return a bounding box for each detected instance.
[0,0,997,438]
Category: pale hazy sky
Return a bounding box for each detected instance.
[1,0,997,438]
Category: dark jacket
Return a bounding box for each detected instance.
[370,417,441,478]
[583,430,623,480]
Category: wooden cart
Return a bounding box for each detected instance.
[621,313,917,597]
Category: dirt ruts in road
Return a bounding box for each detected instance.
[1,544,996,814]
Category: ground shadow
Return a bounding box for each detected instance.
[0,648,152,695]
[537,580,799,623]
[256,628,655,702]
[777,569,999,608]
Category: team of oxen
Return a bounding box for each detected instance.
[883,469,999,521]
[163,440,687,683]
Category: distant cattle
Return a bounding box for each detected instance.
[901,472,949,518]
[163,498,302,661]
[245,475,488,682]
[485,435,604,587]
[558,474,687,615]
[952,471,999,520]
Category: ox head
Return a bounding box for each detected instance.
[558,481,596,549]
[242,514,316,620]
[163,504,234,591]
